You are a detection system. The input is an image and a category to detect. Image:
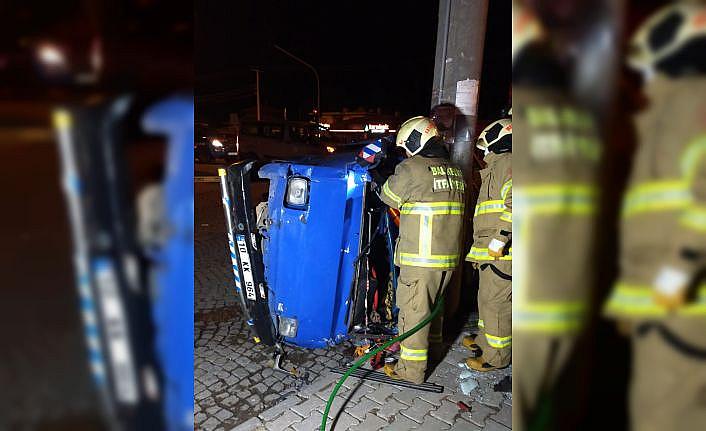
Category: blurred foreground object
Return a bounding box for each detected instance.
[53,94,193,431]
[512,0,606,429]
[603,2,706,430]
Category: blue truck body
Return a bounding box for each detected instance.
[258,155,370,348]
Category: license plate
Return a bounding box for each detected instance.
[236,234,257,300]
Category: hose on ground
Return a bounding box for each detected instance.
[320,294,445,430]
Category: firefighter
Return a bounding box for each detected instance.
[464,118,513,372]
[379,116,465,384]
[603,3,706,430]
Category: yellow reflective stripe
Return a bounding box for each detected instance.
[400,345,428,361]
[501,179,512,200]
[604,283,706,317]
[680,135,706,181]
[681,205,706,232]
[517,184,596,215]
[419,215,432,256]
[485,333,512,349]
[478,319,485,328]
[400,201,464,215]
[527,105,594,130]
[475,200,505,216]
[382,181,402,206]
[515,302,586,333]
[499,211,512,223]
[466,246,512,261]
[399,253,458,268]
[622,180,691,217]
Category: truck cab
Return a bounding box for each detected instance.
[219,141,400,350]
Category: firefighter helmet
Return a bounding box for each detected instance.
[628,2,706,76]
[395,116,439,156]
[477,119,512,152]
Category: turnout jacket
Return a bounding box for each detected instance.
[604,76,706,322]
[466,152,513,264]
[380,155,465,270]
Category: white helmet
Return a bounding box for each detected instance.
[395,116,439,156]
[477,119,512,152]
[628,2,706,79]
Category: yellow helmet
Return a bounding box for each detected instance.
[477,119,512,152]
[395,116,439,156]
[628,2,706,76]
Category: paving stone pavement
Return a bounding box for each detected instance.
[196,180,512,430]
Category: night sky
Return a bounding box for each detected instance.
[196,0,509,124]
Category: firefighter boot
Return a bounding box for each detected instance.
[383,362,425,384]
[462,334,483,358]
[465,356,505,372]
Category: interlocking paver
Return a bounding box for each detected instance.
[375,398,407,420]
[329,411,359,430]
[399,398,435,424]
[264,410,303,431]
[492,404,511,428]
[482,419,510,431]
[447,417,483,431]
[348,413,387,431]
[430,400,461,426]
[338,381,376,404]
[417,391,448,407]
[259,396,304,422]
[363,384,397,404]
[390,389,422,406]
[467,402,497,428]
[344,397,381,422]
[291,396,325,418]
[291,411,330,431]
[417,414,452,430]
[385,414,420,430]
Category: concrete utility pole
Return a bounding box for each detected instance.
[432,0,488,171]
[431,0,489,317]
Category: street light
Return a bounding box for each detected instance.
[274,44,320,120]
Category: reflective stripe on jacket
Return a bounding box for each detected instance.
[380,155,465,269]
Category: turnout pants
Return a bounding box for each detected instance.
[476,261,512,367]
[394,267,453,383]
[513,333,578,431]
[629,320,706,431]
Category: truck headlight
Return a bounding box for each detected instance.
[285,177,309,208]
[211,139,223,148]
[279,316,298,338]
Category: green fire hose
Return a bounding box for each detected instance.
[320,294,445,431]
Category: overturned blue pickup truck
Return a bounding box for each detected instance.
[218,141,403,356]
